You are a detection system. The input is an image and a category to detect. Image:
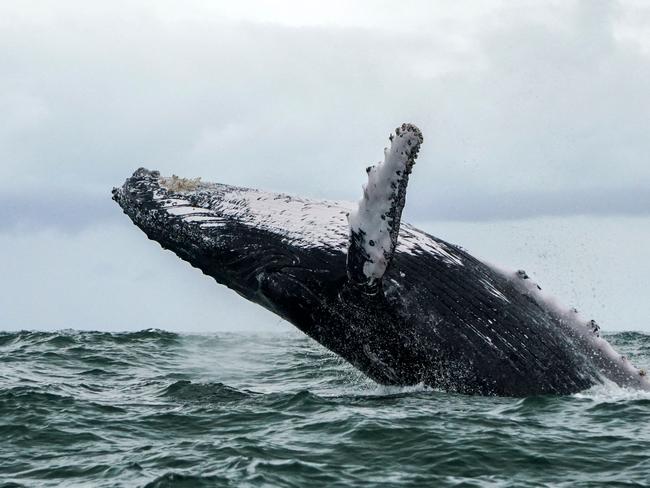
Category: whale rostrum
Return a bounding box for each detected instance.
[112,123,649,396]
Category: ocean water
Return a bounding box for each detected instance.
[1,330,649,487]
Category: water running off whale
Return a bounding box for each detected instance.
[112,123,649,396]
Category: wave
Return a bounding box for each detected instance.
[0,328,180,343]
[161,380,253,403]
[1,329,649,487]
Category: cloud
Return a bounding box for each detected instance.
[1,0,649,333]
[407,186,650,222]
[0,0,648,230]
[0,190,118,232]
[2,182,649,235]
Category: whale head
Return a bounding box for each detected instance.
[112,168,352,327]
[112,168,419,386]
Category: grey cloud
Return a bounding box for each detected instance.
[0,0,649,228]
[1,182,649,234]
[408,186,650,222]
[2,0,650,334]
[0,191,118,232]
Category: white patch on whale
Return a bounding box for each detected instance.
[155,178,466,266]
[478,277,510,303]
[348,125,423,281]
[487,261,647,384]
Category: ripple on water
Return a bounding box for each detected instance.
[0,329,648,487]
[161,380,253,403]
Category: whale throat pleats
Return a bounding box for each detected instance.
[346,123,423,292]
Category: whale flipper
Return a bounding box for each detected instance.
[346,123,423,293]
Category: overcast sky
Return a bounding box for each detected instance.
[1,0,649,332]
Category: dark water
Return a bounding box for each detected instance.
[1,329,649,487]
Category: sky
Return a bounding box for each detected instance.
[1,0,649,332]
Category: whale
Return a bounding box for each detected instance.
[112,123,649,396]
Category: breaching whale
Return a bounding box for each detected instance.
[113,123,649,396]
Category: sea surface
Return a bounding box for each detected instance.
[1,329,649,487]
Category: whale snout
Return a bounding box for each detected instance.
[112,168,163,221]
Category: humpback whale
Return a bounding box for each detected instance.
[113,123,649,396]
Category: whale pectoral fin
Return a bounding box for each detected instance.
[346,123,423,292]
